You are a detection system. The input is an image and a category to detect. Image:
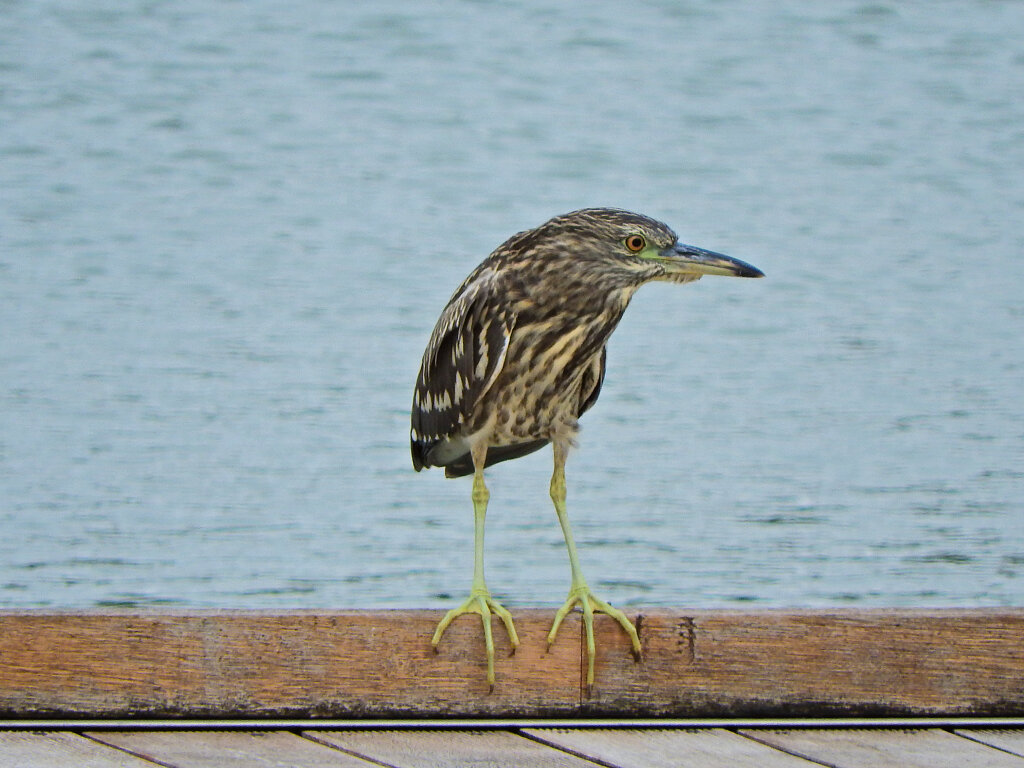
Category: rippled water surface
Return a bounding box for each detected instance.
[2,1,1023,610]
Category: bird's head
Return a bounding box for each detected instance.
[540,208,764,285]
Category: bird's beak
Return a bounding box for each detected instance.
[660,242,764,278]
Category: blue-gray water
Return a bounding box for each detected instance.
[2,2,1022,610]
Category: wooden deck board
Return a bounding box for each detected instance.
[592,609,1024,717]
[307,729,602,768]
[954,729,1024,757]
[0,732,158,767]
[740,728,1024,768]
[521,727,826,767]
[3,728,1024,767]
[0,610,580,718]
[1,609,1022,718]
[1,610,1020,763]
[88,730,378,767]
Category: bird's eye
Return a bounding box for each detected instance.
[624,234,646,253]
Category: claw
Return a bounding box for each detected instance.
[548,583,641,686]
[432,590,519,688]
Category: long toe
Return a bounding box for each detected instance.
[548,585,641,686]
[590,595,642,657]
[431,592,518,688]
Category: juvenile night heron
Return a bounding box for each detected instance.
[411,208,762,686]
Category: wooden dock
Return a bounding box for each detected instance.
[1,608,1022,765]
[4,723,1024,766]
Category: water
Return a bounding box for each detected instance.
[1,1,1022,610]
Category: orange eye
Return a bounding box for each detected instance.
[625,234,646,252]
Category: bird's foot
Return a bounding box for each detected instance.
[432,588,519,689]
[547,582,642,687]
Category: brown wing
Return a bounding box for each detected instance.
[410,267,514,471]
[578,346,607,417]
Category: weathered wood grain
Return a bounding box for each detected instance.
[6,728,1024,766]
[89,730,377,767]
[739,728,1024,768]
[586,609,1024,717]
[522,728,824,767]
[0,732,155,768]
[0,610,579,718]
[0,609,1021,718]
[308,730,599,768]
[953,729,1024,758]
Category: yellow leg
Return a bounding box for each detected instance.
[431,442,519,688]
[546,441,641,686]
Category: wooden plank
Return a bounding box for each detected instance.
[89,730,378,767]
[0,610,579,718]
[739,728,1024,768]
[954,729,1024,757]
[0,609,1022,717]
[5,728,1024,766]
[307,729,601,768]
[585,609,1024,716]
[521,728,827,767]
[0,732,158,768]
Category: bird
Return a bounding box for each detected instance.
[411,208,763,687]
